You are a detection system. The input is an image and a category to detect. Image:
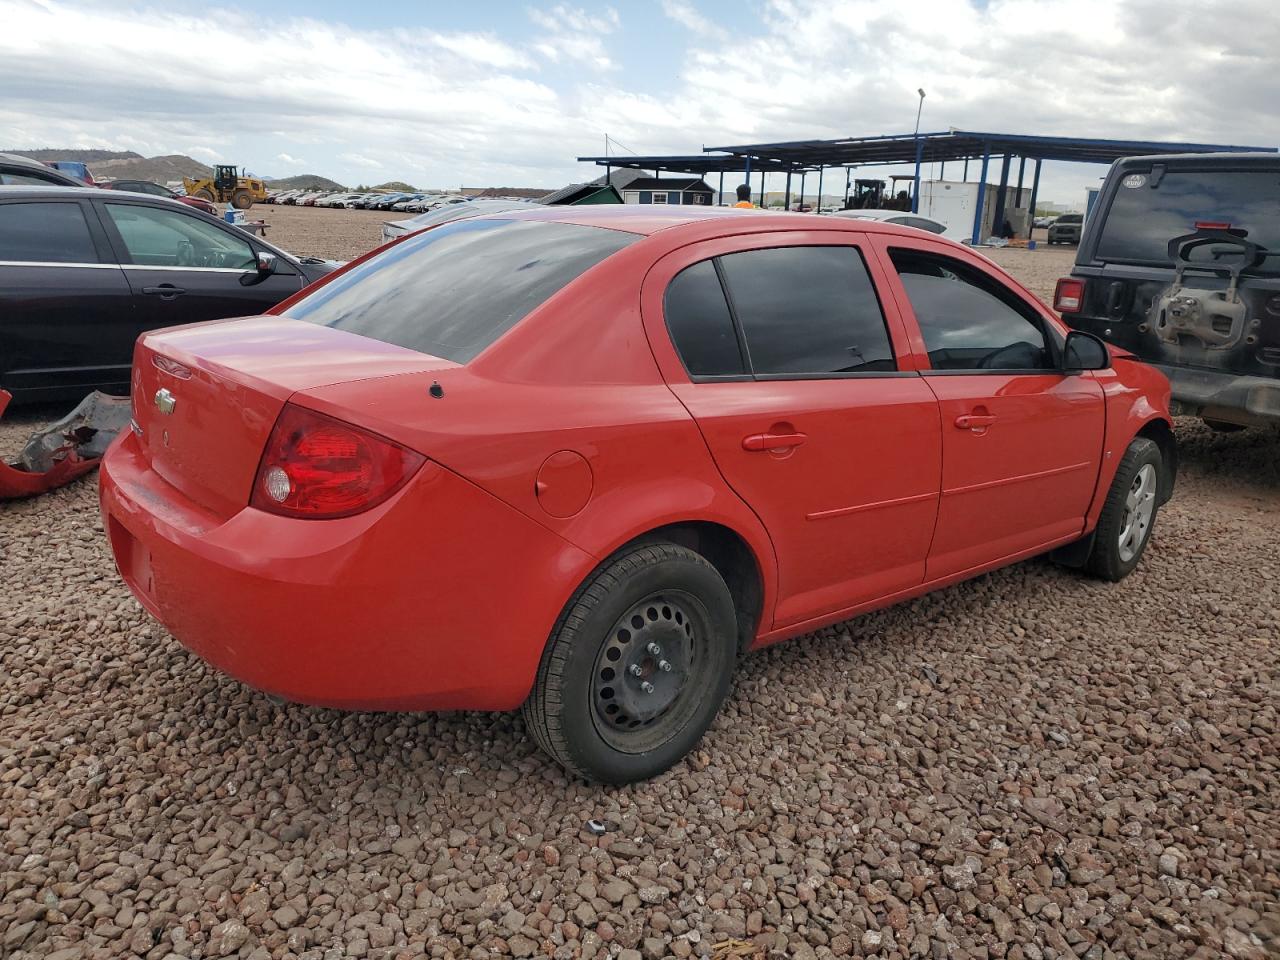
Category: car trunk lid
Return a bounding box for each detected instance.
[133,316,457,518]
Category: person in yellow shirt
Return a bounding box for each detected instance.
[732,184,754,208]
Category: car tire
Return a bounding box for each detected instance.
[522,542,738,784]
[1084,437,1163,582]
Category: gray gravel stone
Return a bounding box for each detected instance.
[1,369,1277,960]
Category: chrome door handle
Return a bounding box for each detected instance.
[954,414,997,430]
[742,432,808,452]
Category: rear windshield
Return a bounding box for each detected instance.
[1095,168,1280,274]
[283,218,638,362]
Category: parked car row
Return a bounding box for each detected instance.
[264,189,475,212]
[0,186,340,403]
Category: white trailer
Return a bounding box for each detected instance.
[917,180,1031,243]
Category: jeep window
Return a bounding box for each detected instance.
[1095,169,1280,273]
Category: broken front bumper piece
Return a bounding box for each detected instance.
[0,390,131,499]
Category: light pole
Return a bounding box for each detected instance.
[911,87,926,213]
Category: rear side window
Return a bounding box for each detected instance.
[890,249,1051,371]
[285,219,637,363]
[718,246,895,375]
[0,201,97,263]
[1095,168,1280,273]
[664,261,744,376]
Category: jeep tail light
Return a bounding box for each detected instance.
[1054,278,1085,314]
[252,404,425,519]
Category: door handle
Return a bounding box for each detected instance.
[742,431,808,452]
[954,414,997,430]
[142,285,187,298]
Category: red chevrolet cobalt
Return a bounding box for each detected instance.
[101,207,1176,783]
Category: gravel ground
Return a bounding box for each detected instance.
[2,221,1277,960]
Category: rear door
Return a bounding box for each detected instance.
[95,199,304,328]
[0,197,136,397]
[872,236,1105,580]
[642,231,942,630]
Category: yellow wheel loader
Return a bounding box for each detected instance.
[183,165,268,210]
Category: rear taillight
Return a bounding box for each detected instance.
[1054,278,1085,314]
[251,404,425,519]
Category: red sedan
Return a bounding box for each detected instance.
[100,207,1176,783]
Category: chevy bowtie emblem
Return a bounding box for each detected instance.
[154,388,177,415]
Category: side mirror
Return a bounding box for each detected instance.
[1063,330,1110,372]
[241,251,277,286]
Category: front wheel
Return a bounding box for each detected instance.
[1085,437,1163,581]
[230,189,253,210]
[522,542,738,784]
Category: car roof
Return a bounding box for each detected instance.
[1113,151,1280,166]
[832,208,935,221]
[0,153,86,186]
[469,203,933,239]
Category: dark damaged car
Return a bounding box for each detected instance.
[1055,152,1280,430]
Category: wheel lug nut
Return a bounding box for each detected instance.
[629,664,643,677]
[647,642,662,655]
[658,660,672,672]
[640,681,655,694]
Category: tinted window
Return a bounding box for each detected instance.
[0,201,97,263]
[718,245,895,375]
[665,261,743,376]
[105,203,254,269]
[1095,168,1280,273]
[285,218,637,363]
[908,217,946,234]
[1,169,70,186]
[890,250,1051,371]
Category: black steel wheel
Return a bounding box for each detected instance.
[523,542,738,784]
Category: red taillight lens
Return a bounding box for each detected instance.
[251,404,425,519]
[1054,278,1085,314]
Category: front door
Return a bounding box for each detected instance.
[643,232,943,630]
[875,239,1106,580]
[0,197,136,398]
[95,200,303,330]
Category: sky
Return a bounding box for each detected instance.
[2,0,1278,204]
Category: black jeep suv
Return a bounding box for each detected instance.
[1055,153,1280,429]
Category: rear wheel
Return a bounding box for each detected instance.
[231,189,253,210]
[1085,437,1162,581]
[522,542,738,784]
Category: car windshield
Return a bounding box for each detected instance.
[1095,168,1280,273]
[282,218,638,362]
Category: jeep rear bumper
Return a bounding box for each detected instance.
[1157,364,1280,427]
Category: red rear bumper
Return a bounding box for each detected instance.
[100,430,592,711]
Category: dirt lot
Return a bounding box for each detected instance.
[2,209,1277,960]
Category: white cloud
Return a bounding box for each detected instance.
[428,31,535,70]
[339,152,383,170]
[659,1,726,40]
[0,0,1276,202]
[528,4,619,69]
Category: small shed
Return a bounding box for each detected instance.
[619,177,714,206]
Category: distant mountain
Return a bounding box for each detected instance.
[5,149,212,184]
[7,148,142,163]
[372,180,416,192]
[266,174,345,190]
